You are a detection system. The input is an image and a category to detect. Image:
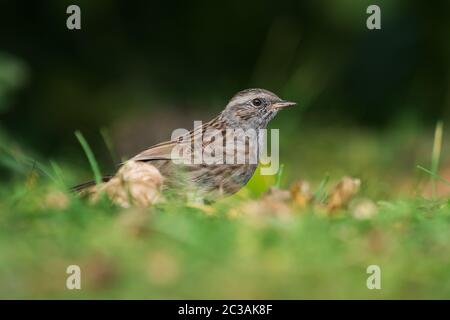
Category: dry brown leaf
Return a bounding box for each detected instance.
[263,186,291,202]
[239,200,292,219]
[227,176,370,219]
[91,161,164,207]
[326,176,361,213]
[351,198,378,220]
[290,180,313,208]
[233,187,293,219]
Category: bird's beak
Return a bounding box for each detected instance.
[270,100,297,110]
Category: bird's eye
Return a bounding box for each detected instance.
[252,98,262,107]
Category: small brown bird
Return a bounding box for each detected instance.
[75,88,296,206]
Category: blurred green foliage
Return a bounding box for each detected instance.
[0,53,28,112]
[2,180,450,299]
[0,0,449,161]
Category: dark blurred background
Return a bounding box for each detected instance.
[0,0,449,180]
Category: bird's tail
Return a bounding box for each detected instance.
[71,175,113,193]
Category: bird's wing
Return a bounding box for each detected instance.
[128,116,221,163]
[130,140,180,162]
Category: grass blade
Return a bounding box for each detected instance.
[275,163,285,188]
[417,165,450,187]
[100,127,118,164]
[314,173,330,203]
[75,131,102,185]
[50,160,67,188]
[431,121,444,197]
[22,156,57,182]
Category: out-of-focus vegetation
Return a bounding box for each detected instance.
[0,0,450,299]
[0,0,449,163]
[1,124,450,299]
[2,161,450,299]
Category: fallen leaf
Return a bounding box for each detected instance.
[326,176,361,212]
[351,198,378,220]
[91,161,164,207]
[290,180,313,208]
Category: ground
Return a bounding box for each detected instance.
[1,124,450,299]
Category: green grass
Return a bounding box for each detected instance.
[1,124,450,299]
[75,130,103,186]
[1,184,450,299]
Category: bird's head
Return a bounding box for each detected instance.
[221,88,296,129]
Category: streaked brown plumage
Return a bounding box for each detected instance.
[75,88,296,206]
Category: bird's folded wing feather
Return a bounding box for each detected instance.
[130,140,181,162]
[128,116,219,163]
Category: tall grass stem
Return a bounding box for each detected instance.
[431,121,444,197]
[75,131,102,185]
